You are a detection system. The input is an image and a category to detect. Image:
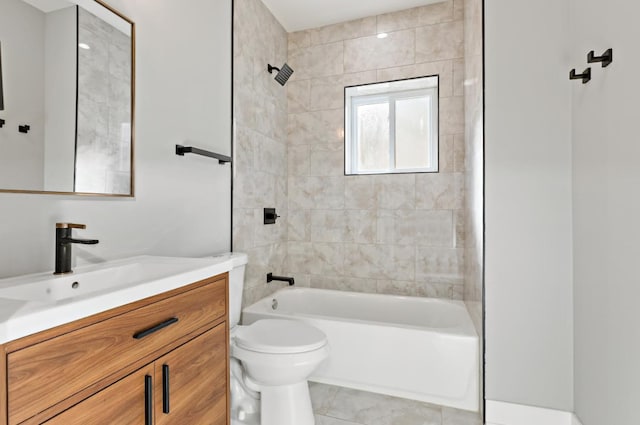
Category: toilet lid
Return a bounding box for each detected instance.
[235,319,327,354]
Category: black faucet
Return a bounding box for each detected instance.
[55,223,99,274]
[267,273,295,286]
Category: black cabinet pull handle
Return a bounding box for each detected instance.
[145,375,153,425]
[133,317,179,340]
[162,364,170,413]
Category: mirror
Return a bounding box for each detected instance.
[0,0,134,196]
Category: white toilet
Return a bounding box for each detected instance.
[221,252,329,425]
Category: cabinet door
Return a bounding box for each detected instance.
[155,324,227,425]
[44,364,154,425]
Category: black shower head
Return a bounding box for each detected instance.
[268,63,294,86]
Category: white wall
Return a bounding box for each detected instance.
[485,0,574,412]
[43,6,76,192]
[0,0,45,191]
[570,0,640,423]
[0,0,232,278]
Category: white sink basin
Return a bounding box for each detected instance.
[0,260,209,302]
[0,254,240,344]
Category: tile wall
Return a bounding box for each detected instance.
[233,0,293,306]
[285,1,467,299]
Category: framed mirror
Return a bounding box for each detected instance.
[0,0,134,196]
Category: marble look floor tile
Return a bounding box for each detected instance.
[312,384,484,425]
[311,383,341,415]
[441,407,482,425]
[325,387,442,425]
[315,414,363,425]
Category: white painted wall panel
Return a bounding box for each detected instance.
[485,0,574,411]
[570,0,640,423]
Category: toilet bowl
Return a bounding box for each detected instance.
[231,319,328,425]
[218,252,329,425]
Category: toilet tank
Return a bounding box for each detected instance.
[212,252,248,328]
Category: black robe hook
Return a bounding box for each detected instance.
[587,48,613,68]
[570,68,591,84]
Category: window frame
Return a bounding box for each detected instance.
[344,75,440,176]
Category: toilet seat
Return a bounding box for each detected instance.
[234,319,327,354]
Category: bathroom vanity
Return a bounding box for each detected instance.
[0,256,234,425]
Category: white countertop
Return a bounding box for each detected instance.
[0,254,238,344]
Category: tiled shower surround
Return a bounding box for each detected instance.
[233,0,483,420]
[285,1,467,299]
[233,0,291,307]
[234,0,482,305]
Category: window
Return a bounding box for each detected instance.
[345,76,439,175]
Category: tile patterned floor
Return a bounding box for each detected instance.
[310,383,482,425]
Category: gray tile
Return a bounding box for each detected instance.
[315,414,362,425]
[289,144,311,177]
[310,71,376,111]
[377,61,454,98]
[344,30,415,73]
[310,150,345,177]
[442,406,482,425]
[288,242,344,276]
[415,247,464,284]
[374,174,416,210]
[288,109,344,148]
[344,210,377,243]
[440,96,465,136]
[289,42,344,80]
[289,30,311,51]
[416,21,464,63]
[311,210,346,243]
[419,1,455,26]
[288,210,311,242]
[311,383,341,415]
[325,387,442,425]
[310,17,377,45]
[345,178,378,210]
[377,8,421,33]
[289,176,345,210]
[288,79,311,113]
[415,173,464,210]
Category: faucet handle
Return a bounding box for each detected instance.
[56,223,87,229]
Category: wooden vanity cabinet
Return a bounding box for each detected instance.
[43,364,154,425]
[0,273,230,425]
[153,325,227,425]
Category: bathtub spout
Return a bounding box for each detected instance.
[267,273,295,286]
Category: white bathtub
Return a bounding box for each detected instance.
[242,287,479,412]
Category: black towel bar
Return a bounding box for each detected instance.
[175,145,232,164]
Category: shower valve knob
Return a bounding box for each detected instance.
[263,208,280,224]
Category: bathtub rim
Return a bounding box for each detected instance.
[242,287,478,338]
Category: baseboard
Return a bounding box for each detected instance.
[486,400,583,425]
